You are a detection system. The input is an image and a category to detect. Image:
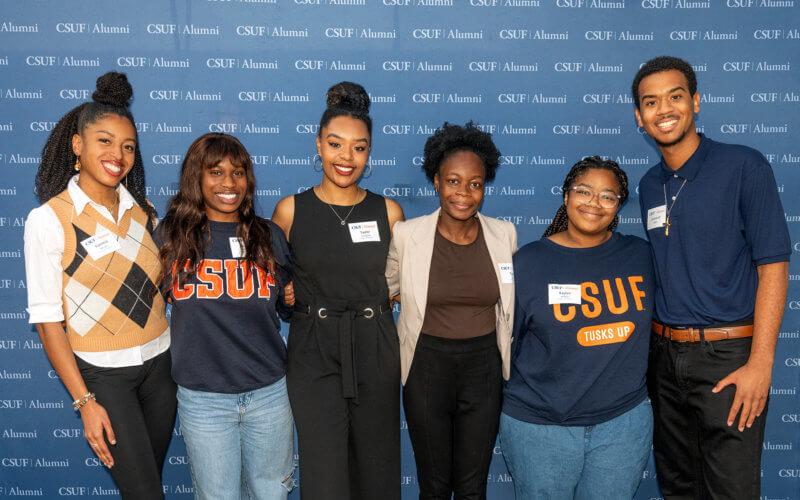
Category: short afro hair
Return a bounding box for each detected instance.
[421,121,501,183]
[631,56,697,109]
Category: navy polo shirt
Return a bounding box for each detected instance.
[638,135,790,327]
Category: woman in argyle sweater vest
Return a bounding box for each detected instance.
[23,72,175,500]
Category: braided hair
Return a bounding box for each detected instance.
[35,72,156,223]
[319,81,372,136]
[542,156,629,238]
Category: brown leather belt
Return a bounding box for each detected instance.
[651,321,753,342]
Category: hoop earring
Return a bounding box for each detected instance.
[313,154,323,172]
[74,157,81,172]
[362,162,372,178]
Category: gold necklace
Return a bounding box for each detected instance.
[104,192,120,214]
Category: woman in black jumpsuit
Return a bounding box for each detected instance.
[272,81,404,500]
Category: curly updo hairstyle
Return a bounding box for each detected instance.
[35,72,155,223]
[319,81,372,136]
[542,156,629,237]
[421,121,501,183]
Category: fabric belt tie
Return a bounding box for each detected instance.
[651,321,754,342]
[294,299,390,402]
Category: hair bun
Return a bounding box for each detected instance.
[326,81,370,113]
[92,72,133,107]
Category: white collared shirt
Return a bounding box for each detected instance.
[24,175,170,367]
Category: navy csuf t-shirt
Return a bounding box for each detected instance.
[502,232,654,426]
[154,219,292,394]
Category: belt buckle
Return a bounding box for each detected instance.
[317,307,327,319]
[363,307,374,319]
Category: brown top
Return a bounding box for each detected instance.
[421,224,500,339]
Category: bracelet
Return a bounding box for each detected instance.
[72,392,96,411]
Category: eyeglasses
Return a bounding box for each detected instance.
[566,186,622,209]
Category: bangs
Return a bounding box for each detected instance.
[199,134,252,171]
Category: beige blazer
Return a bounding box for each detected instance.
[386,209,517,385]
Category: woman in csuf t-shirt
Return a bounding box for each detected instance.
[500,156,655,500]
[155,133,295,499]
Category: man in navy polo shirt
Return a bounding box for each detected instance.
[632,56,790,499]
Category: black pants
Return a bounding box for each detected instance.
[648,332,767,500]
[403,332,502,500]
[76,350,177,500]
[287,303,401,500]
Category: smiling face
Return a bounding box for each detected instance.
[564,168,621,237]
[635,69,700,148]
[316,115,370,189]
[434,150,486,223]
[201,157,247,222]
[72,113,136,195]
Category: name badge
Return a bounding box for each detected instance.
[80,228,121,260]
[229,237,245,258]
[499,263,514,284]
[348,221,380,243]
[647,205,667,231]
[548,284,581,305]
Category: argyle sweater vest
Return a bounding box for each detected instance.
[46,190,169,352]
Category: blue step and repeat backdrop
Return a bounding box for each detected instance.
[1,1,798,498]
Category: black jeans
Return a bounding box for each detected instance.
[76,350,177,500]
[648,332,767,500]
[403,332,502,500]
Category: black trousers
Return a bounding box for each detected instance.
[287,303,401,500]
[403,332,502,500]
[648,332,767,500]
[76,350,177,500]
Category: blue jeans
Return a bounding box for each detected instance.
[499,399,653,500]
[177,377,295,500]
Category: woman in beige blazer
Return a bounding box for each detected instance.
[385,122,516,499]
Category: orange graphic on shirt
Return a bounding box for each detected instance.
[577,321,635,346]
[553,276,646,323]
[172,259,274,300]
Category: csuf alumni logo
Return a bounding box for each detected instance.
[324,27,398,39]
[584,30,655,40]
[146,24,220,36]
[55,22,130,34]
[411,27,484,39]
[235,25,309,38]
[498,28,568,40]
[553,61,624,72]
[25,55,100,67]
[117,56,190,69]
[467,60,539,72]
[149,90,222,101]
[293,59,366,71]
[382,60,454,72]
[206,58,278,70]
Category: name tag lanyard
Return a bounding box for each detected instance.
[662,178,688,236]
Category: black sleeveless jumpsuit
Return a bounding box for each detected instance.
[287,188,400,500]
